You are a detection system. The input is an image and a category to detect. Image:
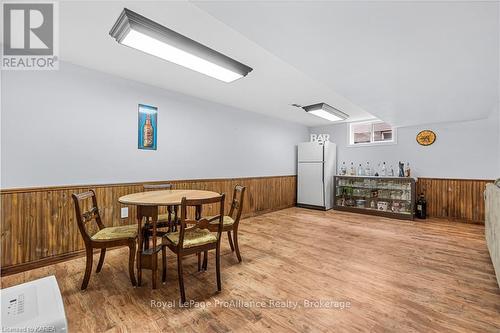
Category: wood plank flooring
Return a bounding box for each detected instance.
[1,208,499,332]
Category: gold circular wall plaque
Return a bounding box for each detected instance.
[416,130,436,146]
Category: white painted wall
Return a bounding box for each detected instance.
[498,106,500,176]
[1,62,309,188]
[494,1,500,180]
[310,113,500,180]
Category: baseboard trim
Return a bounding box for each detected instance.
[296,204,328,211]
[1,249,88,277]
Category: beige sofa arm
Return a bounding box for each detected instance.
[485,183,500,288]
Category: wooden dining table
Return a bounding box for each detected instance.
[118,189,221,288]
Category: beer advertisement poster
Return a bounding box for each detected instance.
[138,104,157,150]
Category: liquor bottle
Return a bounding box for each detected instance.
[381,162,387,176]
[398,161,405,177]
[404,162,411,177]
[416,193,427,219]
[340,162,347,175]
[374,163,380,177]
[365,162,371,176]
[389,165,395,177]
[349,162,355,176]
[357,164,364,176]
[143,114,154,147]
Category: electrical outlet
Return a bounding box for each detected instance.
[120,207,128,219]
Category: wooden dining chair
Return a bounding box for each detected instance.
[203,185,246,268]
[222,185,246,262]
[72,190,137,290]
[162,194,225,303]
[142,184,179,249]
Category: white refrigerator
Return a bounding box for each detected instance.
[297,141,337,210]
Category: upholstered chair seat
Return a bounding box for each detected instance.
[91,225,137,241]
[209,215,235,226]
[165,229,217,248]
[157,213,170,222]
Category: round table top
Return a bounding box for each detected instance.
[118,189,221,206]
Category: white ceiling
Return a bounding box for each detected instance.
[58,1,499,127]
[194,0,500,127]
[59,1,372,127]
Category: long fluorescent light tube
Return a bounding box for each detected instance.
[109,8,253,83]
[303,103,348,122]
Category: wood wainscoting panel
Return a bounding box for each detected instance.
[0,176,296,274]
[416,178,493,223]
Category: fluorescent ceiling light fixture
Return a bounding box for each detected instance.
[109,8,253,83]
[303,103,349,122]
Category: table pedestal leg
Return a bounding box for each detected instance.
[195,205,202,220]
[136,205,161,289]
[136,207,143,287]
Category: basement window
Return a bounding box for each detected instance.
[348,120,396,146]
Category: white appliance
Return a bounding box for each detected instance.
[1,276,67,332]
[297,141,337,210]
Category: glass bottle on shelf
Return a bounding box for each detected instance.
[340,162,347,175]
[365,162,371,176]
[389,165,395,177]
[370,199,376,209]
[381,162,387,176]
[403,190,410,201]
[404,162,411,177]
[349,162,355,176]
[357,164,364,176]
[398,161,405,177]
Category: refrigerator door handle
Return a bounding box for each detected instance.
[322,146,326,182]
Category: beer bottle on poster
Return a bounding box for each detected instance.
[143,114,154,147]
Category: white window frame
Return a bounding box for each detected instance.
[347,120,397,147]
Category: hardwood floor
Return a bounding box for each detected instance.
[2,208,499,332]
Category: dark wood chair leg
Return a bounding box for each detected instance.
[216,245,221,292]
[227,231,234,252]
[177,255,186,304]
[152,252,158,289]
[202,251,208,271]
[233,228,242,262]
[96,249,106,273]
[137,248,142,287]
[162,247,167,283]
[128,242,137,287]
[81,247,93,290]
